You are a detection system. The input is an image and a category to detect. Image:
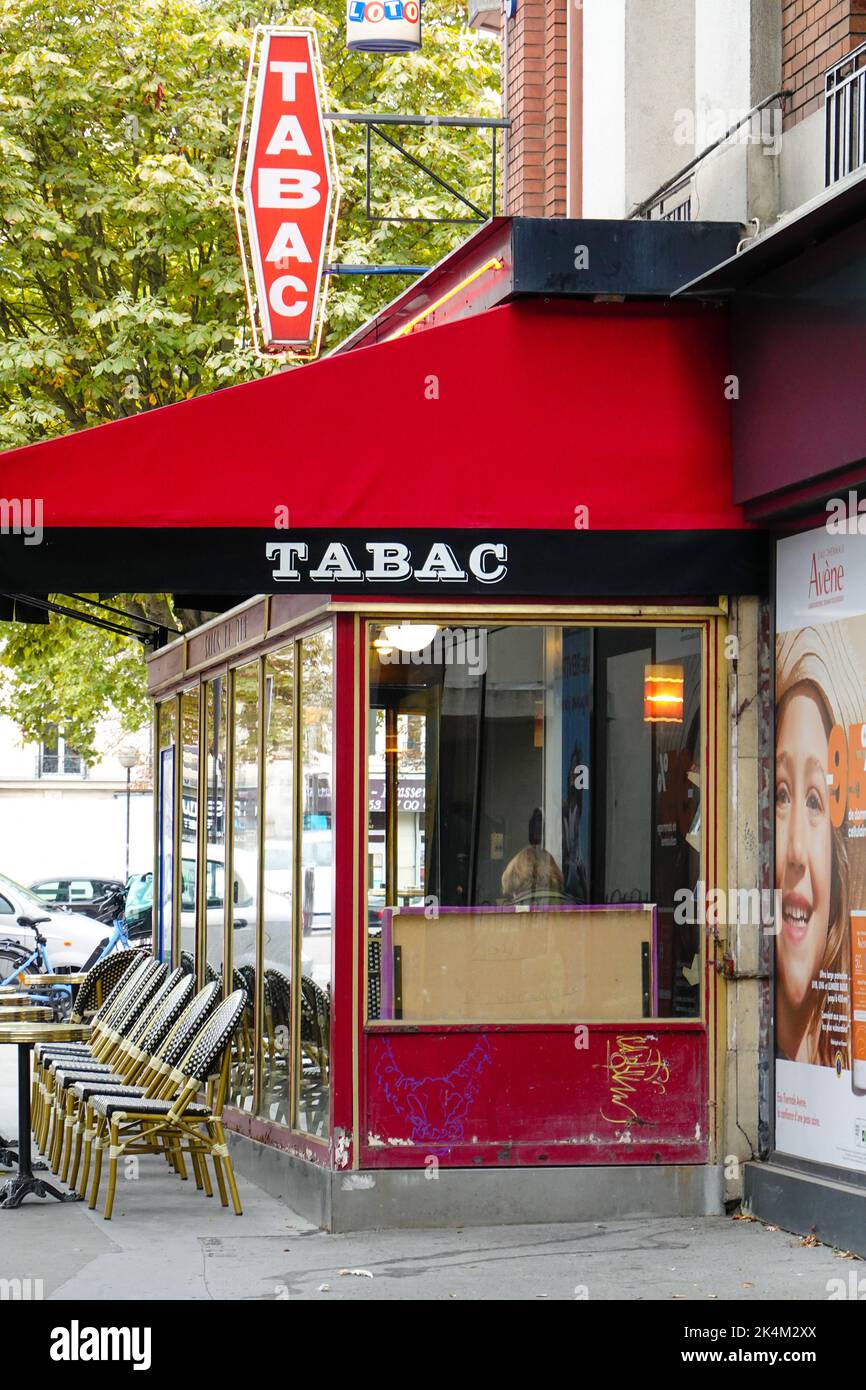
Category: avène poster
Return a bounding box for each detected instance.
[776,523,866,1173]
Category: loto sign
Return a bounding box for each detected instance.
[233,28,339,357]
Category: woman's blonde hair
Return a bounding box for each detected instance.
[776,625,859,1067]
[501,845,564,901]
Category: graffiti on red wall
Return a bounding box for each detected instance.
[602,1034,670,1126]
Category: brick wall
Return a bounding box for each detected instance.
[503,0,569,214]
[783,0,866,127]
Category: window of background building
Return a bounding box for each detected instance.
[40,723,84,777]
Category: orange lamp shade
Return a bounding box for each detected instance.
[644,664,684,723]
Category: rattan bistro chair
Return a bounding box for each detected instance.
[54,971,195,1183]
[31,956,155,1141]
[40,962,170,1165]
[73,980,222,1197]
[87,989,248,1220]
[71,947,150,1022]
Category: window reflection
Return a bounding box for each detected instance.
[179,687,200,976]
[204,677,227,987]
[260,648,294,1124]
[296,629,333,1138]
[367,622,703,1024]
[230,663,260,1113]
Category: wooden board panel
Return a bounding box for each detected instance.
[384,905,655,1022]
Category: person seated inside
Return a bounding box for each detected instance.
[500,808,571,905]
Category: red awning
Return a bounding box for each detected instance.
[1,299,745,533]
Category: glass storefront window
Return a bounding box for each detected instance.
[296,629,333,1138]
[204,676,227,987]
[157,699,177,964]
[230,662,260,1113]
[366,621,703,1024]
[180,687,200,977]
[260,647,294,1125]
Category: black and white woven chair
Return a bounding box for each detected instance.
[87,989,248,1220]
[300,975,330,1078]
[73,979,222,1198]
[41,962,170,1166]
[54,971,195,1183]
[32,955,156,1145]
[71,947,150,1022]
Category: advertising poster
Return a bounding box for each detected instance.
[775,525,866,1174]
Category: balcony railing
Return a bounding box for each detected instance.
[826,39,866,186]
[639,177,693,222]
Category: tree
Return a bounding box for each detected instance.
[0,0,499,446]
[0,0,499,747]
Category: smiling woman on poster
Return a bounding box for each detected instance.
[775,625,856,1067]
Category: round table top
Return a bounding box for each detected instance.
[0,1021,91,1045]
[0,1008,55,1024]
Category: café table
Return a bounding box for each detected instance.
[0,1020,91,1209]
[19,973,86,987]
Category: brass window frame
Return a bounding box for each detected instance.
[361,608,723,1031]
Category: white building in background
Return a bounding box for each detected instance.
[0,714,152,887]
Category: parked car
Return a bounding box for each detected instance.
[29,876,125,919]
[124,871,153,939]
[0,871,110,971]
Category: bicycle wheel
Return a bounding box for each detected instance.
[0,940,31,986]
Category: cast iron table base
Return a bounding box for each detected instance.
[0,1043,80,1207]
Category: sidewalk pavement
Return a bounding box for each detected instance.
[0,1048,859,1301]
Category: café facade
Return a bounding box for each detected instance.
[0,217,776,1230]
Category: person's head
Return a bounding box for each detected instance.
[775,680,840,1013]
[501,845,564,901]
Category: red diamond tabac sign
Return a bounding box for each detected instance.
[233,27,339,358]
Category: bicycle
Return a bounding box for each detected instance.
[79,914,137,971]
[0,926,73,1021]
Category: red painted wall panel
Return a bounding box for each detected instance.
[361,1026,708,1167]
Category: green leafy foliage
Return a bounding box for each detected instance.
[0,0,499,447]
[0,0,499,747]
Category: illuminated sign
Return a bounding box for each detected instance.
[233,27,339,357]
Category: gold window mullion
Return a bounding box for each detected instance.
[253,656,267,1117]
[171,692,183,970]
[196,680,208,989]
[290,634,303,1129]
[224,669,236,1000]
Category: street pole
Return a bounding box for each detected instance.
[125,765,131,881]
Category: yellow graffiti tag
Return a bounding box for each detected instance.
[602,1034,669,1125]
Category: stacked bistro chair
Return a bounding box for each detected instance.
[232,966,256,1078]
[35,957,169,1159]
[85,987,248,1220]
[72,979,222,1200]
[69,947,151,1023]
[51,969,196,1184]
[300,976,330,1080]
[31,954,156,1139]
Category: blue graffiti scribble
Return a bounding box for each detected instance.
[375,1037,493,1144]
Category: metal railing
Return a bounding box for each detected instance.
[323,112,510,224]
[639,177,693,222]
[826,39,866,186]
